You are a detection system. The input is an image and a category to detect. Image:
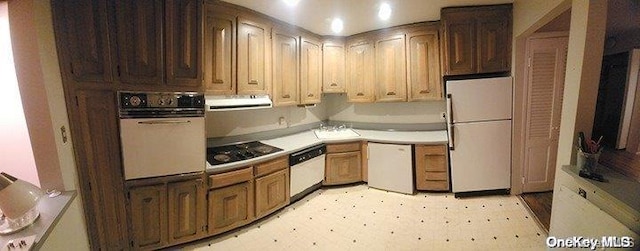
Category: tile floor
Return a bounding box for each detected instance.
[181,185,547,251]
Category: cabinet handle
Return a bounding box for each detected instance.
[249,80,259,85]
[283,94,291,98]
[419,90,430,94]
[356,92,364,96]
[213,79,224,84]
[307,93,314,97]
[386,92,396,96]
[330,83,338,87]
[138,120,191,125]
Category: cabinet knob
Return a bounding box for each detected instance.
[248,80,259,85]
[386,92,396,96]
[307,93,314,97]
[419,90,430,94]
[356,92,364,96]
[330,83,338,87]
[283,94,291,98]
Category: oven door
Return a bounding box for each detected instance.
[120,117,205,180]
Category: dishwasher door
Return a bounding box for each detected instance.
[290,155,325,197]
[120,117,205,180]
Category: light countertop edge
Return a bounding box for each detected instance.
[207,129,448,174]
[0,191,77,249]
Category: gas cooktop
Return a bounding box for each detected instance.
[206,141,283,165]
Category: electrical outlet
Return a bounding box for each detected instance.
[441,112,447,120]
[278,116,286,126]
[578,188,587,198]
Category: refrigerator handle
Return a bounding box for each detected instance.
[446,94,455,150]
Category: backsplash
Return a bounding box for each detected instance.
[325,94,446,124]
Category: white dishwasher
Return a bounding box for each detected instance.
[368,143,414,194]
[289,144,326,201]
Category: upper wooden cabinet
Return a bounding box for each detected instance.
[204,4,237,95]
[272,27,300,106]
[237,16,271,95]
[375,33,407,102]
[300,35,323,104]
[165,0,202,87]
[406,24,442,101]
[114,0,164,85]
[51,0,113,84]
[322,39,346,93]
[441,4,512,76]
[346,38,375,102]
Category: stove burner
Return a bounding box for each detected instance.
[207,141,283,166]
[213,154,231,162]
[254,145,274,154]
[236,144,250,149]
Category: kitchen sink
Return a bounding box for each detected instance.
[313,128,360,139]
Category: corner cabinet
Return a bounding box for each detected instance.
[414,145,449,191]
[375,33,407,102]
[322,39,346,93]
[300,34,323,104]
[324,142,362,185]
[406,24,442,101]
[271,27,300,106]
[237,16,271,95]
[346,39,375,102]
[441,4,512,76]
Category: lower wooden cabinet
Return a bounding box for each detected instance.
[415,145,450,191]
[324,142,362,185]
[208,181,254,235]
[255,168,290,219]
[128,177,206,250]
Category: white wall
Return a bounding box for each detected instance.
[325,94,446,124]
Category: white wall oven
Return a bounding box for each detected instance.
[118,91,205,180]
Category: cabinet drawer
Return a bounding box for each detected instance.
[326,142,360,153]
[419,180,449,191]
[255,156,289,177]
[425,171,448,181]
[420,145,447,155]
[209,167,253,189]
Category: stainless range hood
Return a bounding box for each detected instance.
[205,94,273,111]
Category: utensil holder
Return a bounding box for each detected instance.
[577,149,601,174]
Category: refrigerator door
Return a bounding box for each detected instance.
[450,120,511,193]
[446,77,513,123]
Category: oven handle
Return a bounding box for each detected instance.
[137,120,192,125]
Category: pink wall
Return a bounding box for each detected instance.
[0,2,39,187]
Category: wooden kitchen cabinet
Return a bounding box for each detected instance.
[204,4,236,95]
[114,0,164,85]
[129,184,167,250]
[300,34,323,104]
[255,168,290,219]
[406,24,442,101]
[237,16,271,95]
[167,179,207,244]
[346,38,375,102]
[324,142,362,185]
[414,145,449,191]
[375,33,407,102]
[272,26,300,106]
[441,4,512,76]
[165,0,202,87]
[322,39,346,93]
[208,167,255,235]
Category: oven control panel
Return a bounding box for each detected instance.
[118,91,204,118]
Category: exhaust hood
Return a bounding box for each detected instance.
[205,94,273,111]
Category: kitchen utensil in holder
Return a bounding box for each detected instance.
[577,149,605,182]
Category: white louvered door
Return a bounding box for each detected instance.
[522,34,568,192]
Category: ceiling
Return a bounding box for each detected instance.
[221,0,513,36]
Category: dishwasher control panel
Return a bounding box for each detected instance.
[289,144,326,166]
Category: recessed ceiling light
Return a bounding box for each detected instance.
[283,0,300,7]
[331,18,344,34]
[378,3,391,21]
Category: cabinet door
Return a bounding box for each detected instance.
[237,17,270,95]
[375,34,407,102]
[255,169,290,219]
[129,185,167,250]
[442,18,476,75]
[165,0,202,87]
[346,40,375,102]
[322,41,345,93]
[114,0,164,85]
[208,181,255,235]
[415,145,449,191]
[477,16,511,73]
[72,90,129,249]
[51,0,113,83]
[204,5,236,95]
[324,152,362,185]
[407,29,442,101]
[168,179,206,245]
[272,28,299,106]
[300,36,322,104]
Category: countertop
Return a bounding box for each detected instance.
[0,191,76,249]
[206,129,448,174]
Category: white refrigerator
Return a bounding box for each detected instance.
[446,76,512,194]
